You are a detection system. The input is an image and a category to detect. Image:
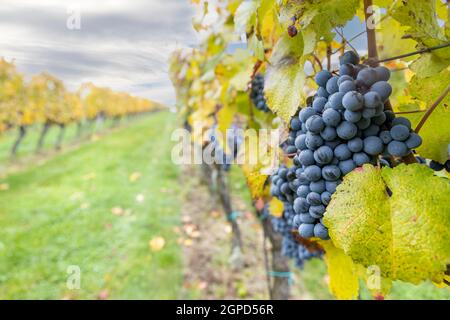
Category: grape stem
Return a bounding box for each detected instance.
[312,54,323,70]
[415,84,450,133]
[377,42,450,63]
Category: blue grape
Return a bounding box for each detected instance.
[385,110,396,123]
[392,117,412,129]
[374,66,390,81]
[317,86,329,98]
[310,180,326,193]
[286,145,297,154]
[337,75,354,86]
[325,180,340,193]
[362,107,376,119]
[320,126,337,141]
[315,70,332,87]
[379,130,392,144]
[342,91,364,111]
[363,91,382,108]
[356,117,371,130]
[299,149,315,166]
[390,125,410,141]
[321,192,332,205]
[309,205,325,218]
[405,133,422,149]
[304,165,322,182]
[299,107,316,123]
[307,192,322,205]
[313,146,334,164]
[306,115,325,133]
[357,68,378,86]
[328,92,345,109]
[300,214,316,224]
[325,140,341,150]
[314,223,329,240]
[305,132,323,150]
[334,143,352,160]
[295,134,307,150]
[370,81,392,101]
[322,108,341,127]
[387,140,408,157]
[339,51,360,65]
[339,159,356,175]
[372,112,387,125]
[339,80,357,94]
[353,152,371,166]
[322,165,341,181]
[293,197,309,214]
[347,137,363,152]
[297,185,310,198]
[344,110,362,123]
[290,117,302,131]
[363,124,380,137]
[313,97,328,113]
[298,223,315,238]
[336,121,358,140]
[326,76,339,94]
[340,64,356,77]
[363,136,384,155]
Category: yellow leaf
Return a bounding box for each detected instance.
[129,172,141,182]
[0,183,9,191]
[111,207,124,216]
[149,236,166,252]
[268,197,284,218]
[321,241,359,300]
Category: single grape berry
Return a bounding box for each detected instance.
[288,25,298,37]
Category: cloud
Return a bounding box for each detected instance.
[0,0,198,105]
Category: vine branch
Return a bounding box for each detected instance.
[415,84,450,133]
[377,42,450,63]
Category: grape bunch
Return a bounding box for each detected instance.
[268,203,321,269]
[271,50,424,240]
[209,124,243,171]
[250,74,271,112]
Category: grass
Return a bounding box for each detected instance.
[0,111,189,299]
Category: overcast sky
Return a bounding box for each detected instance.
[0,1,367,106]
[0,0,198,105]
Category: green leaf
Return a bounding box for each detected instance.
[264,34,305,123]
[324,164,450,284]
[281,0,360,42]
[404,69,450,163]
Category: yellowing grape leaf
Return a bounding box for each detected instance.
[149,236,166,252]
[321,241,360,300]
[265,34,305,123]
[234,0,258,34]
[324,164,450,284]
[268,197,284,218]
[404,69,450,163]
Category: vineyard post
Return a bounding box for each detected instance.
[10,125,27,156]
[36,122,51,153]
[55,123,66,150]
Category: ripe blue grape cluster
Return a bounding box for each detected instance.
[268,203,321,268]
[209,124,243,171]
[250,74,271,112]
[271,51,424,240]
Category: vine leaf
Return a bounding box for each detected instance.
[265,34,305,123]
[268,197,284,218]
[404,69,450,163]
[324,164,450,284]
[321,241,360,300]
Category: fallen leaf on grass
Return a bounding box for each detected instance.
[197,281,208,290]
[129,172,141,182]
[98,290,109,300]
[111,207,124,216]
[0,183,9,191]
[135,193,145,203]
[224,225,232,234]
[183,239,193,247]
[80,203,90,210]
[82,172,96,181]
[149,236,166,251]
[209,210,220,218]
